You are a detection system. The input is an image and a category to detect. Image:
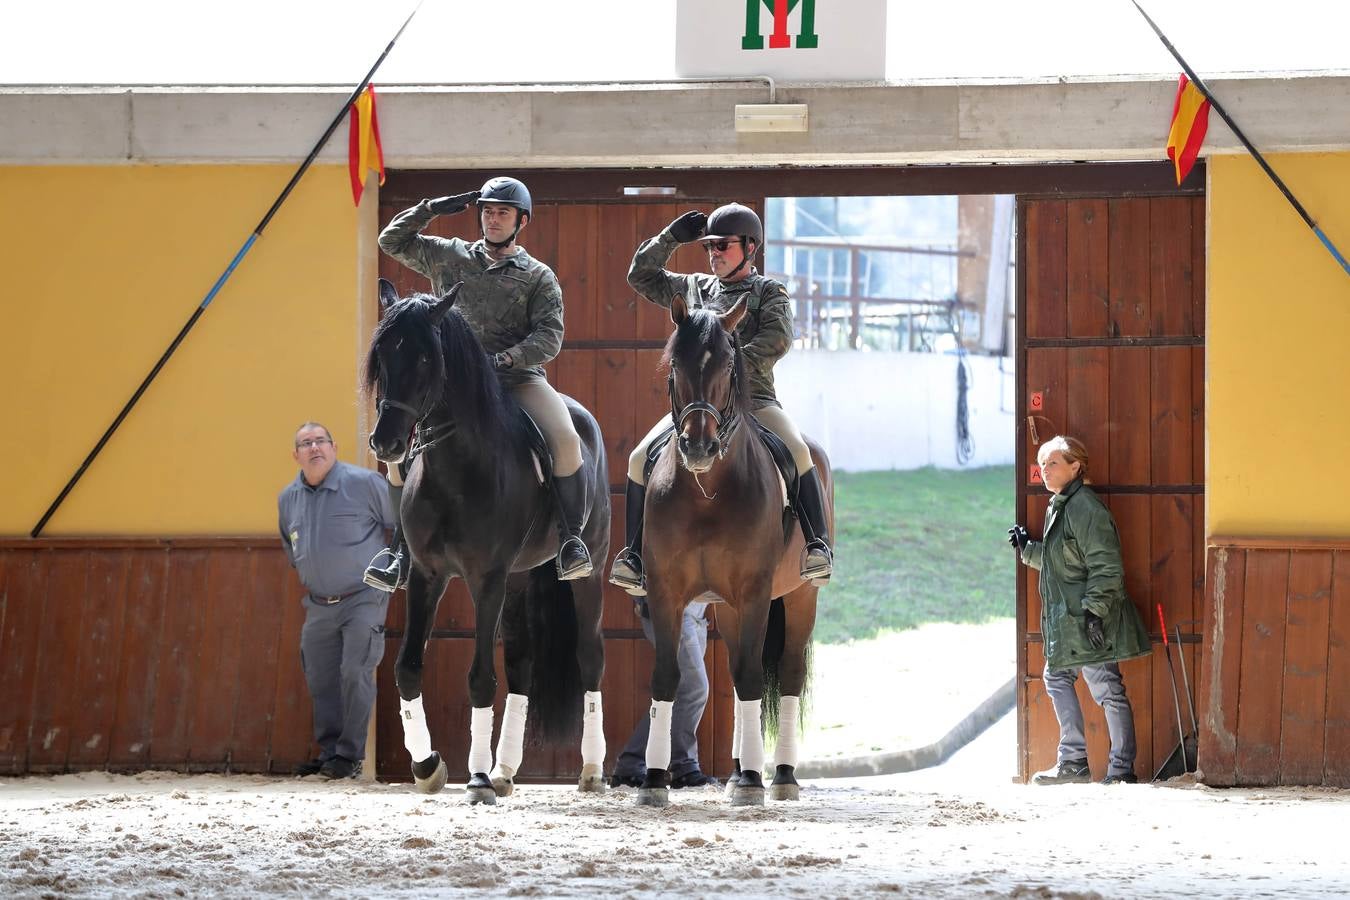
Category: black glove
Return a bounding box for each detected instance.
[492,351,513,371]
[427,191,481,216]
[1085,612,1106,650]
[668,210,708,243]
[1007,525,1029,550]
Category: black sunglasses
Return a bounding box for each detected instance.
[703,239,743,253]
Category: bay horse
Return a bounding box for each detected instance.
[364,278,609,803]
[637,293,832,808]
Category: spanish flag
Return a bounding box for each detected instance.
[1166,74,1210,185]
[348,86,385,205]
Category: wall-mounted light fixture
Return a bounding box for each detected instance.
[734,103,809,133]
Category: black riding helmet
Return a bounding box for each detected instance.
[701,203,763,279]
[477,176,532,248]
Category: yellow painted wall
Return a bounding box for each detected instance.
[0,165,374,535]
[1208,152,1350,537]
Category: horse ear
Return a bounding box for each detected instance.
[719,295,748,333]
[670,293,688,326]
[428,282,462,324]
[378,278,399,310]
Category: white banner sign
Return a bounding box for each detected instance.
[676,0,887,82]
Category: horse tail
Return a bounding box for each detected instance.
[760,595,813,741]
[524,562,583,745]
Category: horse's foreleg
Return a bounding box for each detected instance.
[573,577,607,793]
[465,570,508,805]
[771,585,817,802]
[727,590,772,808]
[491,589,529,798]
[395,569,450,794]
[636,588,683,809]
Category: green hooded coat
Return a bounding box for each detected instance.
[1021,479,1152,671]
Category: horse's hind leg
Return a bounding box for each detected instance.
[395,569,450,795]
[573,574,607,793]
[770,584,818,802]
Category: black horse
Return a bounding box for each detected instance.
[364,279,609,803]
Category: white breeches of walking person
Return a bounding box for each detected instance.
[627,404,815,485]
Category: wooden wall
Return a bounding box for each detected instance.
[1017,195,1206,783]
[1199,539,1350,787]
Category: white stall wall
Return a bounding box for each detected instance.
[775,351,1015,472]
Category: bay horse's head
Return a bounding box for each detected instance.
[364,278,461,464]
[663,293,750,472]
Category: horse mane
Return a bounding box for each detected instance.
[660,307,751,417]
[363,293,527,448]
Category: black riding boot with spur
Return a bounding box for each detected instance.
[554,471,594,580]
[795,468,833,582]
[608,479,647,596]
[363,482,408,592]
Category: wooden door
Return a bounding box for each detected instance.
[1016,195,1205,782]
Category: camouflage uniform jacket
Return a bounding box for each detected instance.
[378,200,564,384]
[628,229,794,409]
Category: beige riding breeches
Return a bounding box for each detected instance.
[627,404,814,485]
[510,374,584,476]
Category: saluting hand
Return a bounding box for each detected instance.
[428,191,481,216]
[668,210,708,243]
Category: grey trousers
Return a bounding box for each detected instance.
[299,590,388,763]
[1042,660,1137,778]
[614,601,710,778]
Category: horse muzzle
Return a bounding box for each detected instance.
[677,434,720,473]
[369,432,408,465]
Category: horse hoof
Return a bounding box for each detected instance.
[465,772,497,805]
[411,753,448,795]
[635,787,669,808]
[769,783,800,802]
[577,770,606,793]
[730,784,766,807]
[491,776,514,798]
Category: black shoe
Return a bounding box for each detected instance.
[608,548,646,596]
[320,756,361,780]
[293,757,325,777]
[1101,772,1139,785]
[557,536,593,581]
[363,547,405,592]
[609,772,644,789]
[1032,760,1091,785]
[670,771,719,789]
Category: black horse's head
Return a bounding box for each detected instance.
[662,293,749,472]
[364,278,461,463]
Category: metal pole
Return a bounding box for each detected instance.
[1131,0,1350,277]
[31,2,424,538]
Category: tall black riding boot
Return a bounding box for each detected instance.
[795,468,834,582]
[608,479,648,596]
[553,470,594,580]
[364,481,408,592]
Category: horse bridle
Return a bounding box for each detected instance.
[667,333,743,459]
[377,372,452,462]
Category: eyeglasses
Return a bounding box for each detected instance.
[296,438,333,450]
[704,239,743,253]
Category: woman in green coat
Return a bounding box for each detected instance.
[1009,435,1151,785]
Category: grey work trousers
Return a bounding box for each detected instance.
[1042,660,1137,778]
[299,590,388,763]
[614,601,710,778]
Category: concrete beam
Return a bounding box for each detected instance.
[2,75,1347,168]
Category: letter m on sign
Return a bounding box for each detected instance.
[743,0,819,50]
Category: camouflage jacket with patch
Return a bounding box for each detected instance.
[378,200,564,383]
[628,229,794,408]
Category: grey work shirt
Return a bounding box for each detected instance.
[378,200,565,385]
[628,229,794,409]
[277,461,395,599]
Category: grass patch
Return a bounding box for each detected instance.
[817,465,1015,644]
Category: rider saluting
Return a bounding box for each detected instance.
[364,176,593,589]
[610,204,834,594]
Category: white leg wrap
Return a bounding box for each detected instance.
[731,688,743,762]
[774,696,801,769]
[493,693,528,777]
[738,698,765,774]
[581,691,605,767]
[468,706,494,776]
[644,700,674,772]
[399,695,433,763]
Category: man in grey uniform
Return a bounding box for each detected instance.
[278,422,396,780]
[363,175,592,591]
[609,599,717,789]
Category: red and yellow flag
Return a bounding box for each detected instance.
[1166,74,1210,185]
[348,86,385,205]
